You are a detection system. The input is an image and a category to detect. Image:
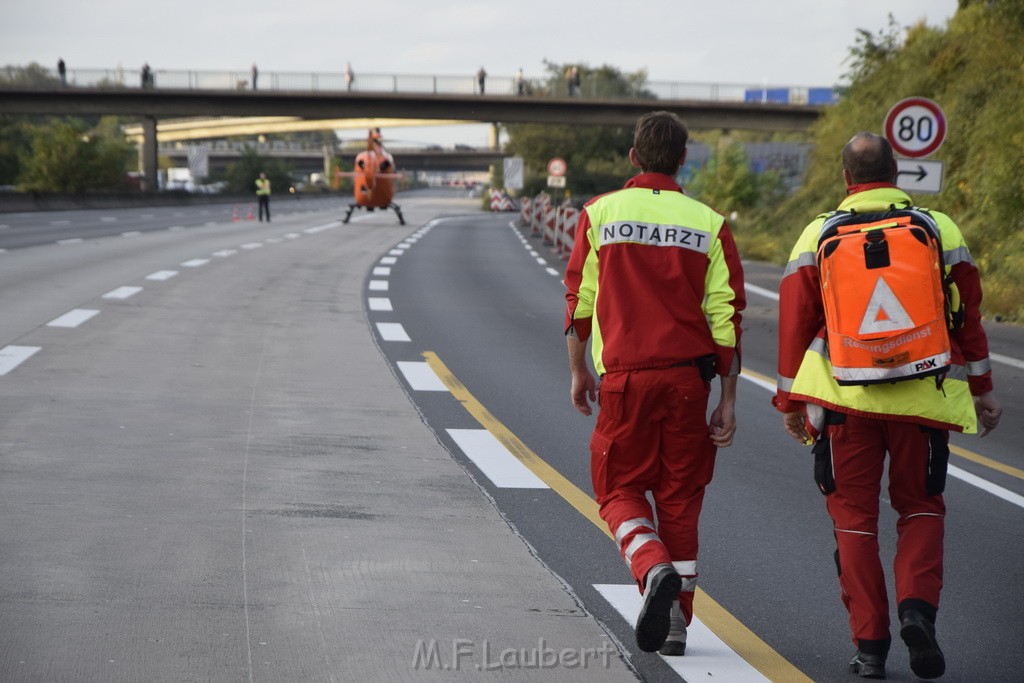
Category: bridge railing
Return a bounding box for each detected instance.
[29,67,836,105]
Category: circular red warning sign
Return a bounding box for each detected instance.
[883,97,947,158]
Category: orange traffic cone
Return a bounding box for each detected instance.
[232,205,240,222]
[246,204,255,221]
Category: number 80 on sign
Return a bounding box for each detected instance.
[883,97,947,158]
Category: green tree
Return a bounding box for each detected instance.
[17,117,134,193]
[224,148,294,196]
[0,62,59,87]
[769,0,1024,318]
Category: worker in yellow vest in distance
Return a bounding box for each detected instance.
[255,172,271,222]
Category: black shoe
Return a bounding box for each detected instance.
[849,650,887,679]
[635,564,681,653]
[900,610,945,679]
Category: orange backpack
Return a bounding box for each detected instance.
[816,208,961,386]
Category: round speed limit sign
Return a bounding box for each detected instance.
[884,97,946,158]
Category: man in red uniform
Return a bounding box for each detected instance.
[564,111,745,655]
[775,132,1001,679]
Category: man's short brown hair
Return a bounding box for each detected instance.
[633,111,689,175]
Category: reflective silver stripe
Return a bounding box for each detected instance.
[623,533,660,565]
[679,576,698,593]
[598,221,711,254]
[672,560,697,576]
[835,528,876,537]
[782,251,817,278]
[966,358,992,376]
[946,363,967,381]
[806,403,825,433]
[777,374,796,392]
[808,336,829,357]
[944,245,974,267]
[832,351,951,383]
[614,518,656,546]
[904,512,944,521]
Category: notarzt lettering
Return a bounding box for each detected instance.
[600,221,711,253]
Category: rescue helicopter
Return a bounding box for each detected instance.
[337,128,405,225]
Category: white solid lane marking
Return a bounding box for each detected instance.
[368,297,393,311]
[57,238,83,245]
[369,280,389,291]
[446,429,550,489]
[376,322,410,342]
[47,309,99,328]
[181,258,210,267]
[991,352,1024,370]
[595,584,769,682]
[373,267,391,276]
[397,361,448,391]
[380,256,398,265]
[103,286,143,300]
[0,346,41,375]
[146,270,178,281]
[948,465,1024,510]
[741,373,1023,508]
[141,214,154,219]
[303,222,339,234]
[121,231,141,237]
[50,220,70,225]
[746,283,780,301]
[100,217,117,222]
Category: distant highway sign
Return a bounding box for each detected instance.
[884,97,947,158]
[895,158,944,194]
[547,157,567,177]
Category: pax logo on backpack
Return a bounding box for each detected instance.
[816,208,961,386]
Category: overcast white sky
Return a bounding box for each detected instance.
[3,0,960,145]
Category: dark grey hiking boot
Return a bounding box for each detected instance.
[658,600,687,656]
[900,609,945,679]
[849,650,887,678]
[635,564,681,653]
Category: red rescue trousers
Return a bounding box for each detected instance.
[590,365,716,625]
[821,414,946,648]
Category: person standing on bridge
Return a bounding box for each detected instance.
[476,66,486,95]
[564,110,745,657]
[774,132,1001,680]
[57,58,66,87]
[345,62,354,91]
[251,63,258,90]
[255,172,271,222]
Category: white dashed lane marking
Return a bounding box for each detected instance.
[180,259,210,268]
[0,346,41,375]
[146,270,178,281]
[376,322,410,342]
[103,286,143,300]
[446,429,549,489]
[369,280,389,291]
[397,361,447,391]
[373,267,391,276]
[594,584,769,682]
[47,309,100,328]
[368,298,393,311]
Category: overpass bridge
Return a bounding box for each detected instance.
[157,140,506,176]
[0,67,833,189]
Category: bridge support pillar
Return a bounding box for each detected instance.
[489,122,500,150]
[142,115,159,192]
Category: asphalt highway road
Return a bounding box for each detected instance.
[1,193,1021,682]
[372,209,1024,682]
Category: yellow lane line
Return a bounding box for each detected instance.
[741,368,1024,482]
[423,350,812,683]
